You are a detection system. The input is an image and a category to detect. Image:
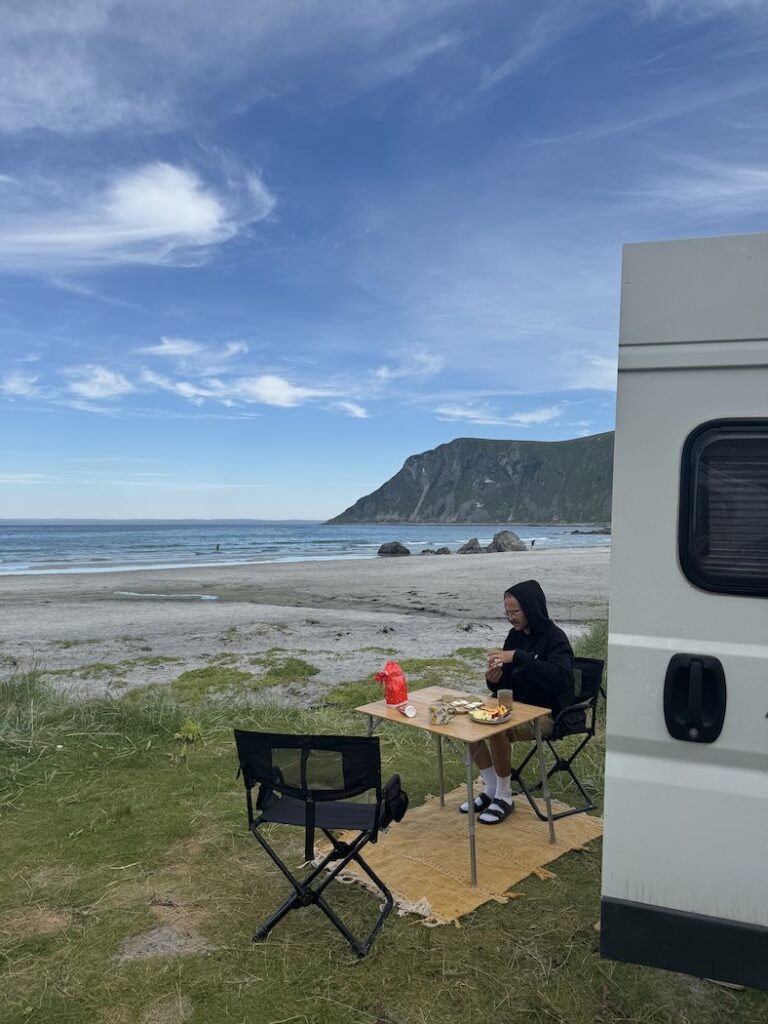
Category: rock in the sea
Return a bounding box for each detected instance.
[435,547,451,555]
[485,530,527,552]
[457,538,484,554]
[378,541,411,556]
[571,527,611,535]
[421,548,436,555]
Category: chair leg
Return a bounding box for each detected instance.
[249,825,393,957]
[510,737,597,821]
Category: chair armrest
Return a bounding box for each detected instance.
[553,698,594,724]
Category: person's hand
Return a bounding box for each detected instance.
[486,664,503,684]
[487,649,513,671]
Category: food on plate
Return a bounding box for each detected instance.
[469,704,509,722]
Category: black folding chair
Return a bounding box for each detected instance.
[510,656,605,822]
[234,729,408,958]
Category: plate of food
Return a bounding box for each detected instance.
[468,704,512,725]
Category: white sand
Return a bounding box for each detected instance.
[0,548,610,701]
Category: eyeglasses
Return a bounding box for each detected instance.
[504,609,523,620]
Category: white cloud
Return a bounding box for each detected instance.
[335,401,369,418]
[0,1,471,135]
[0,161,275,272]
[233,375,334,407]
[0,473,52,483]
[434,402,564,426]
[373,347,444,384]
[637,157,768,215]
[107,164,225,235]
[141,368,334,408]
[641,0,762,19]
[223,342,249,358]
[63,364,133,399]
[140,369,213,404]
[482,1,601,89]
[138,337,206,357]
[1,371,40,397]
[565,355,618,391]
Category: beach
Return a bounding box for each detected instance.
[0,548,610,701]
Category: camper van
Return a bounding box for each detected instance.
[600,232,768,990]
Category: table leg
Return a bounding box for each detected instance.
[464,743,477,887]
[366,714,376,738]
[435,734,445,806]
[534,719,556,844]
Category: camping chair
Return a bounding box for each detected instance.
[510,656,605,822]
[234,729,408,958]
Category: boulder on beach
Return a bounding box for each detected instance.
[485,530,527,552]
[435,547,451,555]
[457,538,484,554]
[377,541,411,556]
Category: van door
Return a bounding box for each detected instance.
[600,232,768,991]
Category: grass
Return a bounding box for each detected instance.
[0,626,765,1024]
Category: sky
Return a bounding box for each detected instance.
[2,0,768,520]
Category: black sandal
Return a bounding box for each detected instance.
[459,792,493,814]
[478,798,515,824]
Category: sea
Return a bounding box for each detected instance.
[0,521,611,576]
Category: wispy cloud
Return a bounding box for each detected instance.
[0,1,472,135]
[63,365,134,400]
[563,354,618,392]
[233,375,336,407]
[635,156,768,214]
[335,401,369,418]
[434,403,564,426]
[0,161,274,272]
[1,371,40,397]
[140,369,336,409]
[641,0,763,20]
[373,347,444,384]
[138,337,206,358]
[482,1,602,89]
[0,473,53,484]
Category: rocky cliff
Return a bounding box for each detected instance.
[328,432,614,524]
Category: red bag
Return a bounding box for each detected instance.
[374,660,408,706]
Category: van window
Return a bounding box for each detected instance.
[679,420,768,597]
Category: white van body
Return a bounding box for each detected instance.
[600,232,768,990]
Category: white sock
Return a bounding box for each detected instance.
[495,774,513,804]
[480,767,497,798]
[460,766,498,812]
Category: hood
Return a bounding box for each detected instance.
[505,579,551,635]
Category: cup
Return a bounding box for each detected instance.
[429,703,456,726]
[497,688,514,710]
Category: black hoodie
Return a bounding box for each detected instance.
[487,579,575,714]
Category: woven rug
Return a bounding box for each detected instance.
[323,786,603,926]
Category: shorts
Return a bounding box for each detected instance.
[506,715,555,742]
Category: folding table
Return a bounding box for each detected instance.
[355,685,556,886]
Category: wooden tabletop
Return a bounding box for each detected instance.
[354,685,552,743]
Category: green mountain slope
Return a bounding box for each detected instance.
[328,432,614,524]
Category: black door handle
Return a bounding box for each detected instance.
[664,654,726,743]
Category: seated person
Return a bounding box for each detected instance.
[460,579,574,824]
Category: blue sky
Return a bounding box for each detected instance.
[2,0,768,519]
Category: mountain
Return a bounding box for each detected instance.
[327,432,614,524]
